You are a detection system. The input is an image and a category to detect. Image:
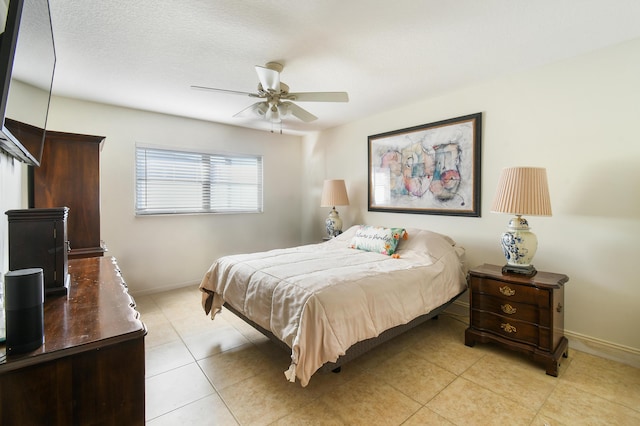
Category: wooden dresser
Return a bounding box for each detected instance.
[0,256,146,424]
[464,263,569,376]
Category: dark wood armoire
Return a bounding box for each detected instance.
[29,130,106,259]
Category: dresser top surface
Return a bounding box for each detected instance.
[1,256,145,371]
[470,263,569,288]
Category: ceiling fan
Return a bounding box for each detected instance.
[191,62,349,123]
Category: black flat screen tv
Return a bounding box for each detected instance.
[0,0,55,166]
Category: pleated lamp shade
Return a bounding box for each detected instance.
[321,180,350,207]
[491,167,552,216]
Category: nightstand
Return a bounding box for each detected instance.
[464,263,569,376]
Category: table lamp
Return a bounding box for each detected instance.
[321,179,349,238]
[491,167,552,275]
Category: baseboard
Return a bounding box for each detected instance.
[565,330,640,369]
[444,299,470,318]
[130,280,199,298]
[445,300,640,369]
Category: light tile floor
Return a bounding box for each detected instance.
[138,286,640,425]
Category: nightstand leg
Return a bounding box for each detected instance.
[464,328,476,347]
[545,360,559,377]
[545,337,569,376]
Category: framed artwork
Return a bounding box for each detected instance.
[368,113,482,216]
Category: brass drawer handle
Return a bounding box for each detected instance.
[501,323,517,333]
[501,303,517,314]
[499,285,515,296]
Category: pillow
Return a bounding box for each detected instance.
[348,225,407,255]
[395,228,459,260]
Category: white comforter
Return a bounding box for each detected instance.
[199,226,467,386]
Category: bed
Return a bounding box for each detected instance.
[199,225,467,386]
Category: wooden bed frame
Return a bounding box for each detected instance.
[223,289,465,374]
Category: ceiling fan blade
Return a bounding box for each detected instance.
[255,65,280,93]
[282,101,318,122]
[233,102,269,118]
[191,85,260,98]
[286,92,349,102]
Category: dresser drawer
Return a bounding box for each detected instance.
[472,277,549,306]
[472,293,541,324]
[471,311,543,347]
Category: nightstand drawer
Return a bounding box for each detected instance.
[471,312,542,347]
[472,278,549,306]
[472,293,541,324]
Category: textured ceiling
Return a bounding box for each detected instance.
[46,0,640,135]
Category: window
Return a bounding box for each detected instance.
[135,146,263,215]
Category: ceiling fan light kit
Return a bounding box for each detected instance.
[192,62,349,125]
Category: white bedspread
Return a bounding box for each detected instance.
[199,226,467,386]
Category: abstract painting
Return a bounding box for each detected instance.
[368,113,482,216]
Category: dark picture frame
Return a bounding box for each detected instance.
[368,113,482,216]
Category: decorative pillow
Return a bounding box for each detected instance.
[348,225,407,255]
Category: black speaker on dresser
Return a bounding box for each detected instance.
[5,207,70,296]
[4,268,45,354]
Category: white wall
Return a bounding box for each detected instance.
[45,98,303,295]
[302,38,640,356]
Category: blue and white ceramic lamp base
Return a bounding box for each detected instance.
[325,208,343,238]
[500,215,538,275]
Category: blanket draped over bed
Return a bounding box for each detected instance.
[199,226,467,386]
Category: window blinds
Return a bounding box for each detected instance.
[135,146,263,215]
